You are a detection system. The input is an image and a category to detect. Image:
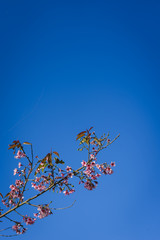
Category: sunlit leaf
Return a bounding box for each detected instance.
[76,133,85,140]
[23,142,32,145]
[94,138,102,145]
[8,144,17,150]
[0,193,3,198]
[53,151,59,157]
[77,131,86,136]
[78,148,83,151]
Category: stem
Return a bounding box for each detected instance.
[53,200,76,210]
[31,145,34,164]
[0,227,11,232]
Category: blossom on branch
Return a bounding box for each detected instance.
[0,128,120,237]
[14,150,26,159]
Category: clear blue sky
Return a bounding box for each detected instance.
[0,0,160,239]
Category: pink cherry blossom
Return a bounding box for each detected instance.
[81,160,87,166]
[90,154,95,160]
[68,172,73,178]
[23,216,36,225]
[13,168,18,175]
[10,184,18,191]
[69,189,75,194]
[84,180,97,190]
[18,162,22,168]
[35,177,41,182]
[37,205,52,219]
[15,179,24,187]
[66,166,72,172]
[14,150,26,159]
[63,189,70,195]
[110,162,116,167]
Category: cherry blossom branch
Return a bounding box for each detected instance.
[0,128,119,236]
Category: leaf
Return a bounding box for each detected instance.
[54,157,65,164]
[53,151,59,157]
[55,176,62,179]
[23,142,32,145]
[94,138,102,145]
[76,133,85,140]
[8,144,17,150]
[78,148,83,151]
[88,127,93,132]
[46,153,53,166]
[77,131,86,136]
[0,193,3,198]
[5,192,10,198]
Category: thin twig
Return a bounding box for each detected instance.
[53,200,76,211]
[0,234,18,237]
[4,216,18,224]
[0,227,11,232]
[14,210,24,218]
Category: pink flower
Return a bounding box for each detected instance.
[12,223,21,234]
[31,182,46,192]
[35,177,41,182]
[68,172,73,178]
[91,161,96,167]
[108,169,113,175]
[81,160,87,167]
[66,166,72,172]
[15,179,24,187]
[90,154,95,160]
[96,164,101,170]
[12,223,26,235]
[95,173,101,178]
[91,140,96,145]
[69,189,75,194]
[18,162,22,168]
[110,162,116,167]
[23,216,36,225]
[84,180,97,190]
[37,205,52,219]
[63,189,75,195]
[10,184,18,191]
[33,213,38,217]
[13,168,18,175]
[15,150,26,159]
[63,190,70,195]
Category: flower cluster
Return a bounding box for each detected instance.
[35,205,52,219]
[14,150,26,159]
[23,216,36,225]
[12,223,26,235]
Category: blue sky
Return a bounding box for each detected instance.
[0,0,160,239]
